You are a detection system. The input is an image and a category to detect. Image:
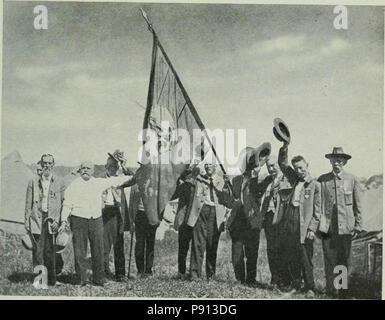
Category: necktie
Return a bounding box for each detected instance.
[209,177,215,202]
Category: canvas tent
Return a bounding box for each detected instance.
[0,150,35,234]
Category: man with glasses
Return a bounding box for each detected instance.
[61,160,136,286]
[25,153,66,286]
[318,147,363,298]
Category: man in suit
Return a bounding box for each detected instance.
[278,141,321,297]
[318,147,363,298]
[256,155,292,287]
[176,162,227,281]
[102,150,133,282]
[128,178,159,278]
[25,153,66,286]
[224,144,270,287]
[171,165,200,280]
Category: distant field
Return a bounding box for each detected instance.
[0,228,381,299]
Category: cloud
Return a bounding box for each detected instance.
[13,62,102,85]
[253,34,306,55]
[274,37,349,71]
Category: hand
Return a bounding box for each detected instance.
[352,230,359,240]
[50,221,59,233]
[223,174,230,183]
[283,141,290,148]
[25,224,30,232]
[254,163,262,175]
[58,221,68,233]
[306,230,315,240]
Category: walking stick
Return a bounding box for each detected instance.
[127,230,134,278]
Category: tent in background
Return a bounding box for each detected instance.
[0,150,35,234]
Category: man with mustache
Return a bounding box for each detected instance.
[278,141,321,297]
[318,147,363,298]
[61,160,136,286]
[25,153,66,286]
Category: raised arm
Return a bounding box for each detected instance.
[278,145,298,185]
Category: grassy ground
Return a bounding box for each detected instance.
[0,228,381,299]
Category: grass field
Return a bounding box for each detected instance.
[0,228,381,299]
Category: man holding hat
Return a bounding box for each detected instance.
[318,147,363,298]
[24,153,66,286]
[255,155,292,288]
[277,141,321,297]
[224,143,270,287]
[102,150,133,282]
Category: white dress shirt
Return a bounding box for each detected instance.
[62,175,132,220]
[41,174,52,212]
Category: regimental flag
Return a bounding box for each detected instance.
[136,10,216,226]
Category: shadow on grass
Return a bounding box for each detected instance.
[8,272,34,283]
[57,273,79,285]
[349,274,382,299]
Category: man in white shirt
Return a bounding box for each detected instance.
[61,160,135,286]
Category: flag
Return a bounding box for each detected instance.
[137,24,213,226]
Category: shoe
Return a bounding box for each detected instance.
[93,279,106,287]
[305,290,315,299]
[105,271,115,280]
[246,280,260,288]
[280,285,297,294]
[190,273,200,282]
[115,275,127,282]
[54,281,63,287]
[175,272,187,280]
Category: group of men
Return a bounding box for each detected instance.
[25,151,157,286]
[172,136,362,299]
[24,132,363,298]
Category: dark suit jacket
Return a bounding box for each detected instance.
[318,171,363,235]
[224,173,264,232]
[278,146,321,243]
[257,174,292,225]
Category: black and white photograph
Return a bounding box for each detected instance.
[0,0,383,300]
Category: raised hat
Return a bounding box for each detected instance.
[273,118,291,143]
[325,147,352,160]
[237,142,271,174]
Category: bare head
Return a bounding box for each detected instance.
[40,154,55,178]
[291,155,309,180]
[80,160,94,181]
[204,163,217,177]
[36,161,43,177]
[266,155,280,177]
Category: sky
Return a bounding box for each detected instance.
[1,2,383,178]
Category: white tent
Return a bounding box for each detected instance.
[0,150,35,234]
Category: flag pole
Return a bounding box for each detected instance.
[140,8,235,197]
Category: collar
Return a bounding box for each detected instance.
[332,170,344,180]
[41,173,53,183]
[298,174,312,184]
